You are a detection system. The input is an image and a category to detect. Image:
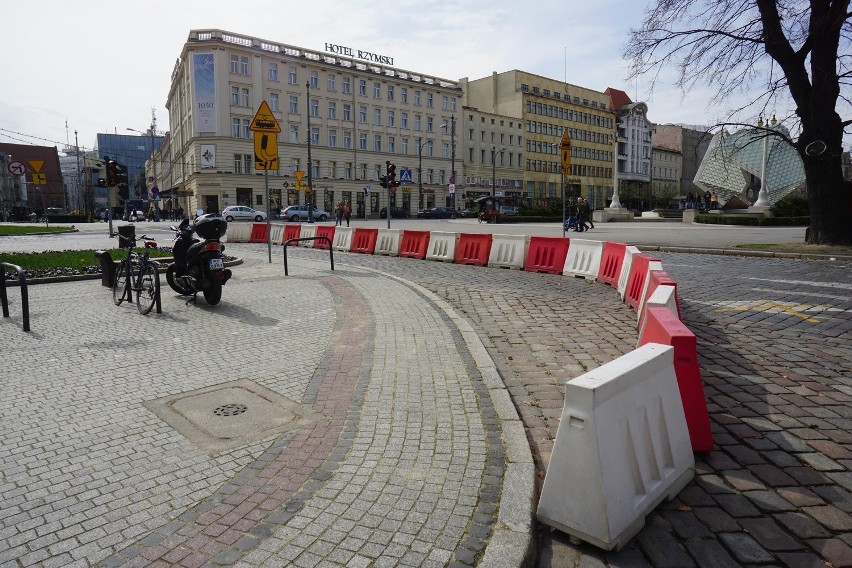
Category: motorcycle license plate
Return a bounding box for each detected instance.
[209,258,224,270]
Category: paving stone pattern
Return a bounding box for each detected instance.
[1,239,850,568]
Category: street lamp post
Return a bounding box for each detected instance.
[417,137,432,210]
[306,81,314,223]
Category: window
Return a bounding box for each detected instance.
[328,101,336,119]
[343,103,351,121]
[310,98,319,117]
[469,148,474,161]
[359,80,367,96]
[289,124,299,144]
[387,110,394,128]
[449,97,456,111]
[241,88,249,107]
[289,95,298,114]
[427,117,433,132]
[328,161,336,178]
[232,118,241,138]
[374,108,381,126]
[328,129,337,147]
[240,56,249,75]
[359,132,367,150]
[402,138,409,154]
[270,92,279,112]
[401,87,408,103]
[401,112,408,129]
[345,162,353,179]
[415,114,421,130]
[359,105,367,123]
[230,55,238,74]
[344,130,352,149]
[243,154,252,174]
[311,127,319,145]
[242,119,250,139]
[289,66,297,84]
[310,71,318,88]
[374,135,382,152]
[231,86,239,106]
[387,85,394,101]
[427,93,433,108]
[342,76,351,94]
[442,96,449,110]
[234,154,243,174]
[388,136,395,153]
[442,143,449,159]
[269,63,278,81]
[468,128,473,140]
[414,90,421,106]
[312,161,319,178]
[327,74,336,91]
[373,82,381,98]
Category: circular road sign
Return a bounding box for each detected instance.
[7,160,25,176]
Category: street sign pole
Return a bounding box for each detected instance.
[265,168,271,263]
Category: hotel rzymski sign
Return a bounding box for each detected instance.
[324,43,393,66]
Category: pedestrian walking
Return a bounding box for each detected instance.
[343,200,351,227]
[334,202,343,226]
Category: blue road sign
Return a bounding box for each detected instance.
[399,168,413,184]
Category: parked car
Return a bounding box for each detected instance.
[282,205,330,221]
[379,206,411,219]
[458,208,478,218]
[222,206,267,222]
[416,207,456,219]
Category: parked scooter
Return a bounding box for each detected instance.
[165,215,231,305]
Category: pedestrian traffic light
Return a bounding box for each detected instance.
[379,175,388,188]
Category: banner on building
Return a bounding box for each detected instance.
[192,53,217,134]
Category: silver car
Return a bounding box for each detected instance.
[282,205,330,221]
[222,206,267,222]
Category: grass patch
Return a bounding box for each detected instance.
[1,248,173,279]
[0,225,77,236]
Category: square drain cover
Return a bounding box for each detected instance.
[144,379,322,455]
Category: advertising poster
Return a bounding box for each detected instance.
[192,53,216,133]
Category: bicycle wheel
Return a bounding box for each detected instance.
[112,260,128,305]
[135,263,158,315]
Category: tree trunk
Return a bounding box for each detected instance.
[802,150,851,245]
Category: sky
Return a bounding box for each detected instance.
[0,0,837,155]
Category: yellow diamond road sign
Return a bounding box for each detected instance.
[249,100,281,133]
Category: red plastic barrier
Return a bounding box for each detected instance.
[598,242,627,287]
[398,230,431,259]
[639,306,713,453]
[284,224,301,243]
[455,233,493,266]
[314,225,336,249]
[637,270,681,332]
[524,236,569,274]
[249,223,269,243]
[624,254,660,310]
[351,228,378,254]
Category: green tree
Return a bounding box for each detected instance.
[625,0,851,245]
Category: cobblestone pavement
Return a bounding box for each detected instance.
[1,232,851,567]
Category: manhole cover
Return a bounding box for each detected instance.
[143,379,322,455]
[214,403,247,417]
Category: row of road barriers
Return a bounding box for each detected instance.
[227,222,714,551]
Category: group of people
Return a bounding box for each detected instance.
[684,191,719,210]
[334,200,352,227]
[563,197,595,232]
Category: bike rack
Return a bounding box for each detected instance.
[282,237,334,276]
[115,259,162,315]
[1,262,31,332]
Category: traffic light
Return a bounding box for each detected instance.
[106,160,117,186]
[97,178,107,188]
[387,163,396,187]
[114,162,128,192]
[379,175,388,188]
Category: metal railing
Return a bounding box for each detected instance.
[1,262,30,332]
[283,237,334,275]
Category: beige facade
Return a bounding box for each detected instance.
[459,107,524,206]
[651,146,682,202]
[462,71,616,209]
[166,30,462,217]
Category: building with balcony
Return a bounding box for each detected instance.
[166,29,462,218]
[605,89,652,208]
[462,71,616,209]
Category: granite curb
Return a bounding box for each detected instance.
[637,244,852,261]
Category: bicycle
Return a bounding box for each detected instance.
[112,232,160,315]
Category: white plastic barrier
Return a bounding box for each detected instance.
[269,224,285,245]
[617,245,641,300]
[537,343,694,551]
[635,261,664,324]
[563,239,604,280]
[298,223,316,246]
[488,234,529,270]
[375,229,401,256]
[332,226,353,251]
[426,231,458,262]
[225,222,250,243]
